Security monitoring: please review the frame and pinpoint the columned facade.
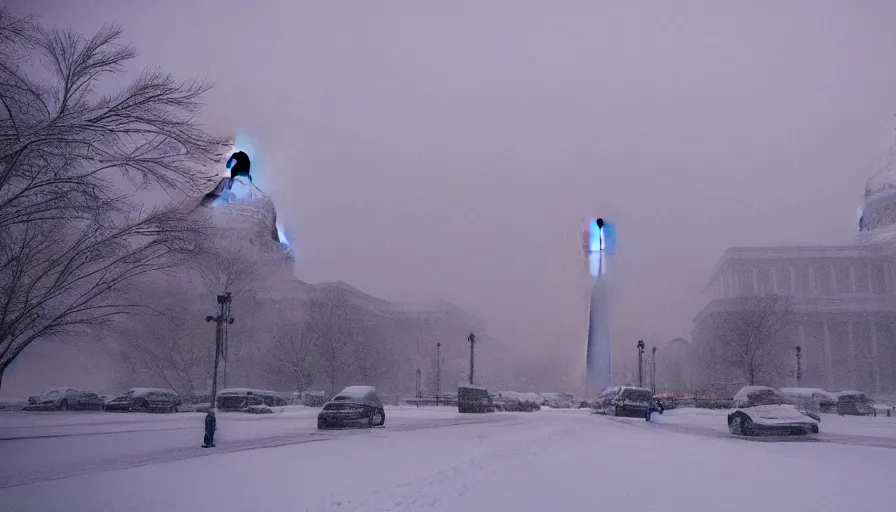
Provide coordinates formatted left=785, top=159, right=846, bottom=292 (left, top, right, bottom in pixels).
left=695, top=245, right=896, bottom=396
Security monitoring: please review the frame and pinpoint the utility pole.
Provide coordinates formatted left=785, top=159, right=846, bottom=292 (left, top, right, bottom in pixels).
left=415, top=368, right=422, bottom=406
left=206, top=292, right=234, bottom=411
left=468, top=332, right=476, bottom=385
left=795, top=346, right=802, bottom=387
left=651, top=346, right=657, bottom=394
left=637, top=340, right=645, bottom=388
left=436, top=342, right=442, bottom=406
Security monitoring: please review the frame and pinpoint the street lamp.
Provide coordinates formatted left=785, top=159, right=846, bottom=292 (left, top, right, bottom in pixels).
left=637, top=340, right=645, bottom=388
left=651, top=346, right=657, bottom=394
left=795, top=346, right=802, bottom=387
left=205, top=292, right=234, bottom=413
left=436, top=342, right=442, bottom=406
left=415, top=368, right=422, bottom=406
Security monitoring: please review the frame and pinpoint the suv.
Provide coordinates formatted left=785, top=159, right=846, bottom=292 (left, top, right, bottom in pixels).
left=593, top=386, right=656, bottom=420
left=458, top=385, right=496, bottom=413
left=318, top=386, right=386, bottom=429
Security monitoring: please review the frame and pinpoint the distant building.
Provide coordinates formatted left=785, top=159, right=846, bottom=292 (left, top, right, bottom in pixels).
left=694, top=168, right=896, bottom=396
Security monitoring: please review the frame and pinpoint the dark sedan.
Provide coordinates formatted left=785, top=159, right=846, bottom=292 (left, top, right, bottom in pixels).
left=105, top=388, right=181, bottom=413
left=318, top=386, right=385, bottom=429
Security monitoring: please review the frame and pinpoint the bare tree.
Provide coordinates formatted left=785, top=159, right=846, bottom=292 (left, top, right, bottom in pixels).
left=704, top=294, right=795, bottom=386
left=0, top=13, right=223, bottom=388
left=305, top=297, right=356, bottom=396
left=117, top=314, right=210, bottom=396
left=350, top=317, right=396, bottom=388
left=267, top=320, right=317, bottom=392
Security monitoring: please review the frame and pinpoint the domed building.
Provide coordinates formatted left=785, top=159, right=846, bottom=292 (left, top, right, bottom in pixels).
left=694, top=167, right=896, bottom=397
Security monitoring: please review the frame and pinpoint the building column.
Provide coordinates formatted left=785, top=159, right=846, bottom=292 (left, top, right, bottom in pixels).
left=752, top=266, right=759, bottom=293
left=869, top=318, right=882, bottom=396
left=846, top=320, right=857, bottom=389
left=809, top=264, right=816, bottom=295
left=822, top=321, right=834, bottom=389
left=789, top=265, right=796, bottom=295
left=798, top=322, right=808, bottom=384
left=772, top=266, right=779, bottom=294
left=849, top=264, right=857, bottom=294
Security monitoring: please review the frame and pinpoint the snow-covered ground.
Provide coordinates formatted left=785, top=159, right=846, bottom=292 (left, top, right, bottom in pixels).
left=1, top=407, right=895, bottom=511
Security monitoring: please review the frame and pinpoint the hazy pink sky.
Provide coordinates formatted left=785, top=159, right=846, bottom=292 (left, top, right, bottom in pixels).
left=14, top=0, right=896, bottom=367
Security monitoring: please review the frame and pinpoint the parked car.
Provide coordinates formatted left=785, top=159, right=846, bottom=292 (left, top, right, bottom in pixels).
left=22, top=388, right=105, bottom=411
left=728, top=386, right=819, bottom=436
left=491, top=394, right=540, bottom=412
left=592, top=386, right=656, bottom=420
left=458, top=385, right=496, bottom=413
left=779, top=387, right=838, bottom=414
left=836, top=390, right=876, bottom=416
left=317, top=386, right=386, bottom=429
left=216, top=388, right=286, bottom=413
left=105, top=388, right=181, bottom=413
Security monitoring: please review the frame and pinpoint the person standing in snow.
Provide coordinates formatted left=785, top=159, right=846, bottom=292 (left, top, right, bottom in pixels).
left=202, top=410, right=216, bottom=448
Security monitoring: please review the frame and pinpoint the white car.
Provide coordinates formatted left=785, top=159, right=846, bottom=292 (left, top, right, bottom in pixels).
left=727, top=386, right=819, bottom=436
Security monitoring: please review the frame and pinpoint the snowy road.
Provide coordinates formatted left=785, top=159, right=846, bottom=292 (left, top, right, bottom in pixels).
left=1, top=407, right=895, bottom=511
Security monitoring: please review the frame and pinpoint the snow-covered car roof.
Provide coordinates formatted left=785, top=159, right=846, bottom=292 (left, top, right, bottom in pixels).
left=124, top=388, right=177, bottom=397
left=733, top=386, right=778, bottom=402
left=498, top=391, right=542, bottom=403
left=218, top=388, right=281, bottom=396
left=335, top=386, right=377, bottom=399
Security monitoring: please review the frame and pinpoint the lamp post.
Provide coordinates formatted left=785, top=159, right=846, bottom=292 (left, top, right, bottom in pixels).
left=637, top=340, right=645, bottom=388
left=436, top=342, right=442, bottom=406
left=651, top=346, right=657, bottom=394
left=205, top=292, right=234, bottom=412
left=795, top=346, right=802, bottom=387
left=415, top=368, right=422, bottom=406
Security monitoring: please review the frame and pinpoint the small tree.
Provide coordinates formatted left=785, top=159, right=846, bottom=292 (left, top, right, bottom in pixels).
left=268, top=320, right=317, bottom=392
left=305, top=297, right=356, bottom=396
left=113, top=274, right=210, bottom=396
left=705, top=294, right=795, bottom=386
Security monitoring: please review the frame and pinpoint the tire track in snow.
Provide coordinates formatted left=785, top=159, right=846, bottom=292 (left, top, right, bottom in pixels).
left=0, top=413, right=513, bottom=489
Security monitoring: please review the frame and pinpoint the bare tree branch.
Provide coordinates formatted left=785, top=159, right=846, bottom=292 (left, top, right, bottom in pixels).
left=0, top=17, right=222, bottom=388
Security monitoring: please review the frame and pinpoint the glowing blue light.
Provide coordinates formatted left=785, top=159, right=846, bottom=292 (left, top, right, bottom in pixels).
left=277, top=224, right=290, bottom=246
left=587, top=218, right=615, bottom=278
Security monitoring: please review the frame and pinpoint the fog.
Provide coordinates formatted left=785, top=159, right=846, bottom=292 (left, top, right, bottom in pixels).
left=6, top=0, right=896, bottom=393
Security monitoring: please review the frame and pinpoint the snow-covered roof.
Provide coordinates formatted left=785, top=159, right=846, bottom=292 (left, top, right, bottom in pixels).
left=733, top=386, right=777, bottom=402
left=218, top=388, right=281, bottom=396
left=126, top=388, right=176, bottom=397
left=336, top=386, right=377, bottom=399
left=458, top=384, right=487, bottom=391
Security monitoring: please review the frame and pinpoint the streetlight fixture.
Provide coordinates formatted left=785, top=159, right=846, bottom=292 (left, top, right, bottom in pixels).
left=637, top=340, right=645, bottom=388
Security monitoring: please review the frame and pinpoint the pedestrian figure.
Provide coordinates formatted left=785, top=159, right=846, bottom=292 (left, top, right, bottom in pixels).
left=202, top=410, right=216, bottom=448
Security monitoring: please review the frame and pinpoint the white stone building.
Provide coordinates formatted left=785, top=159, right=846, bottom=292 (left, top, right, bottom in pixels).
left=694, top=169, right=896, bottom=396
